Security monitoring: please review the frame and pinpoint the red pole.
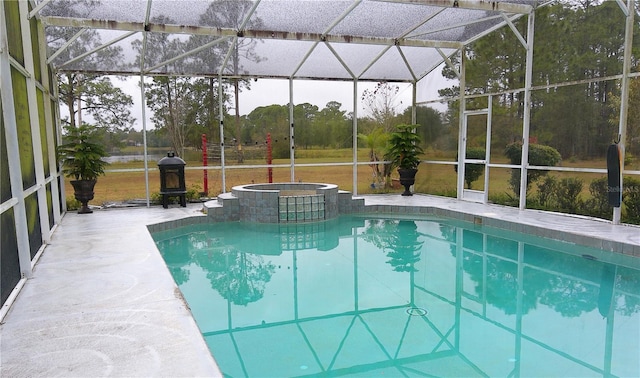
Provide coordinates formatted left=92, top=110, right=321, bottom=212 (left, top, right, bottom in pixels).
left=267, top=133, right=273, bottom=183
left=202, top=134, right=208, bottom=196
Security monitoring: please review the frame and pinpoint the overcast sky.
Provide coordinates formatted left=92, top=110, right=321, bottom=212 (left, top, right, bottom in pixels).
left=112, top=70, right=451, bottom=131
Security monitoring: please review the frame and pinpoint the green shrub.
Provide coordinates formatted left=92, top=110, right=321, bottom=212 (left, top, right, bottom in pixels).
left=66, top=197, right=81, bottom=211
left=149, top=191, right=160, bottom=204
left=507, top=169, right=523, bottom=202
left=455, top=147, right=485, bottom=189
left=556, top=177, right=583, bottom=213
left=272, top=138, right=291, bottom=159
left=504, top=142, right=562, bottom=197
left=431, top=188, right=457, bottom=198
left=186, top=184, right=202, bottom=201
left=149, top=184, right=202, bottom=206
left=536, top=175, right=558, bottom=208
left=489, top=192, right=518, bottom=207
left=583, top=177, right=612, bottom=220
left=624, top=152, right=634, bottom=166
left=623, top=176, right=640, bottom=224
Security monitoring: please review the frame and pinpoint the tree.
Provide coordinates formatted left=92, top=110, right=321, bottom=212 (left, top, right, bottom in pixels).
left=531, top=2, right=628, bottom=159
left=437, top=2, right=634, bottom=161
left=608, top=75, right=640, bottom=157
left=200, top=0, right=265, bottom=163
left=133, top=15, right=205, bottom=156
left=58, top=75, right=134, bottom=141
left=144, top=76, right=201, bottom=157
left=132, top=13, right=235, bottom=154
left=48, top=2, right=133, bottom=138
left=186, top=4, right=239, bottom=150
left=312, top=101, right=351, bottom=148
left=244, top=105, right=290, bottom=158
left=358, top=127, right=388, bottom=187
left=398, top=106, right=445, bottom=147
left=182, top=78, right=229, bottom=149
left=361, top=82, right=402, bottom=133
left=293, top=103, right=318, bottom=149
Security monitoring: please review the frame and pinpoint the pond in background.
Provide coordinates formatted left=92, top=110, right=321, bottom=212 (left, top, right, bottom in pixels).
left=103, top=154, right=164, bottom=164
left=153, top=216, right=640, bottom=377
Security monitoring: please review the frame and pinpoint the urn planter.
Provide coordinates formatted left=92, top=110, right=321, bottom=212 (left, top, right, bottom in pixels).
left=71, top=179, right=97, bottom=214
left=398, top=168, right=418, bottom=196
left=384, top=124, right=424, bottom=196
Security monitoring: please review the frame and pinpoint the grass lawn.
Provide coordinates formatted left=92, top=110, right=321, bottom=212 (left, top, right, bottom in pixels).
left=65, top=147, right=636, bottom=212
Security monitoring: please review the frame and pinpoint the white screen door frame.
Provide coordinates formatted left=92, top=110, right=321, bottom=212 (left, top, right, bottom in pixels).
left=458, top=98, right=492, bottom=203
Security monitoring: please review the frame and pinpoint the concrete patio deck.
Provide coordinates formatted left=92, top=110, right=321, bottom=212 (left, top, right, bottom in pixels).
left=1, top=194, right=638, bottom=377
left=0, top=204, right=219, bottom=377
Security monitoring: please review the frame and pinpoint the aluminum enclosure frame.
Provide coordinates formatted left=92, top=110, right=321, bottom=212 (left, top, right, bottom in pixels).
left=30, top=0, right=635, bottom=219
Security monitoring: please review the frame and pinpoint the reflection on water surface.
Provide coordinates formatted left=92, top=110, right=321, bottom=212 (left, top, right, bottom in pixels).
left=154, top=216, right=640, bottom=377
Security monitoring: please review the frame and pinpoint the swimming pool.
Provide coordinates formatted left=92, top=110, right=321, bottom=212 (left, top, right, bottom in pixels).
left=153, top=215, right=640, bottom=377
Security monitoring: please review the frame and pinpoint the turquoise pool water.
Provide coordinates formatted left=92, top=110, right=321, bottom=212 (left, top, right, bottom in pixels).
left=153, top=216, right=640, bottom=377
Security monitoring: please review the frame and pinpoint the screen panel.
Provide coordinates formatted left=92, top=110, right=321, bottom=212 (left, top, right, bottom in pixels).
left=1, top=101, right=12, bottom=203
left=11, top=67, right=36, bottom=189
left=1, top=208, right=20, bottom=306
left=25, top=192, right=42, bottom=259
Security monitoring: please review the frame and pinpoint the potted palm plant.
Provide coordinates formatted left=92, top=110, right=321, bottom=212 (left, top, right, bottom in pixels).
left=57, top=124, right=109, bottom=214
left=384, top=123, right=424, bottom=196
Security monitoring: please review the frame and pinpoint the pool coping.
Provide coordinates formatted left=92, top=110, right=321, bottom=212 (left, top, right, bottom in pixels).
left=360, top=195, right=640, bottom=257
left=149, top=194, right=640, bottom=258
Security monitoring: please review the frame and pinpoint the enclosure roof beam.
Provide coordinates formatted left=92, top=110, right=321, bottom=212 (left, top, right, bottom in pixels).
left=462, top=12, right=526, bottom=46
left=46, top=27, right=87, bottom=64
left=376, top=0, right=533, bottom=14
left=40, top=16, right=464, bottom=49
left=56, top=30, right=137, bottom=70
left=290, top=41, right=320, bottom=79
left=501, top=12, right=528, bottom=49
left=28, top=0, right=52, bottom=19
left=145, top=36, right=229, bottom=74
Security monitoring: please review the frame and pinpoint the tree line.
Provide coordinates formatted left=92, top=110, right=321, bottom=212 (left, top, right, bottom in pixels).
left=54, top=1, right=638, bottom=164
left=438, top=0, right=640, bottom=161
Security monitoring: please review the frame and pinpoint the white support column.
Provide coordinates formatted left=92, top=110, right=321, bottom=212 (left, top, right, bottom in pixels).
left=0, top=2, right=33, bottom=278
left=484, top=95, right=493, bottom=204
left=37, top=18, right=62, bottom=225
left=140, top=74, right=150, bottom=206
left=411, top=81, right=417, bottom=124
left=352, top=79, right=359, bottom=194
left=519, top=11, right=535, bottom=210
left=613, top=0, right=634, bottom=225
left=412, top=81, right=419, bottom=195
left=19, top=1, right=50, bottom=243
left=456, top=50, right=466, bottom=199
left=139, top=7, right=151, bottom=205
left=289, top=78, right=295, bottom=182
left=53, top=78, right=65, bottom=211
left=219, top=74, right=226, bottom=192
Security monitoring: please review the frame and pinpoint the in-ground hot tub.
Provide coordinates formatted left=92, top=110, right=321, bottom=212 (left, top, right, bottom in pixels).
left=210, top=183, right=345, bottom=223
left=234, top=182, right=338, bottom=223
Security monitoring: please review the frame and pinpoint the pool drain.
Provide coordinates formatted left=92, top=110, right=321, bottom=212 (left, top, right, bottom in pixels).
left=406, top=307, right=428, bottom=316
